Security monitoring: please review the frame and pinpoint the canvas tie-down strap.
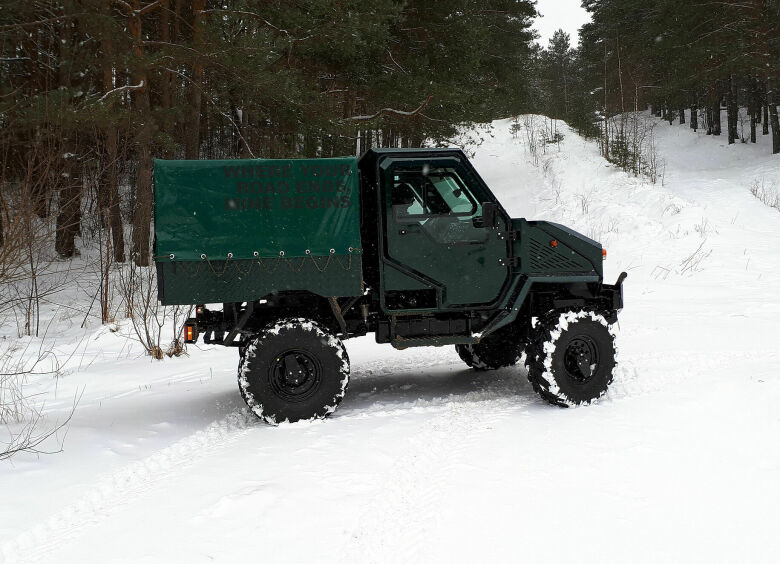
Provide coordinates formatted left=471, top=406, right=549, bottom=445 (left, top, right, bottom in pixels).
left=155, top=248, right=363, bottom=279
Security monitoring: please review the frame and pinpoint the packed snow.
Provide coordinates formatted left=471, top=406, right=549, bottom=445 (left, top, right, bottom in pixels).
left=2, top=112, right=779, bottom=563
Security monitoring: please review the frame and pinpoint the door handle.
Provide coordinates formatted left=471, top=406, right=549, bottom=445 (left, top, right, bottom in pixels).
left=398, top=225, right=421, bottom=235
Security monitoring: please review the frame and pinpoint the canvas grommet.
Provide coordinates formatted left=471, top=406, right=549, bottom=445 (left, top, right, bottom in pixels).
left=305, top=249, right=311, bottom=255
left=253, top=251, right=259, bottom=257
left=279, top=251, right=285, bottom=257
left=329, top=248, right=335, bottom=254
left=200, top=254, right=206, bottom=260
left=227, top=252, right=233, bottom=259
left=169, top=254, right=175, bottom=260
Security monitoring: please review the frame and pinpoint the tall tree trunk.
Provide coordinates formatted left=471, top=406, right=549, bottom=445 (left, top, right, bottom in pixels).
left=101, top=33, right=125, bottom=262
left=726, top=76, right=735, bottom=144
left=769, top=79, right=780, bottom=154
left=54, top=161, right=81, bottom=259
left=54, top=10, right=81, bottom=259
left=129, top=1, right=153, bottom=266
left=0, top=188, right=4, bottom=250
left=751, top=114, right=757, bottom=143
left=759, top=80, right=769, bottom=134
left=748, top=77, right=756, bottom=143
left=174, top=0, right=182, bottom=39
left=29, top=151, right=49, bottom=218
left=240, top=107, right=251, bottom=158
left=679, top=107, right=685, bottom=125
left=105, top=126, right=124, bottom=262
left=603, top=43, right=609, bottom=160
left=764, top=103, right=771, bottom=135
left=713, top=102, right=722, bottom=136
left=185, top=0, right=206, bottom=159
left=691, top=103, right=698, bottom=131
left=23, top=16, right=49, bottom=219
left=159, top=0, right=171, bottom=145
left=757, top=1, right=775, bottom=149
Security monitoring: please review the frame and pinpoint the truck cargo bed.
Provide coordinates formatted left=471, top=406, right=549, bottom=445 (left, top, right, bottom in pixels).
left=154, top=157, right=363, bottom=305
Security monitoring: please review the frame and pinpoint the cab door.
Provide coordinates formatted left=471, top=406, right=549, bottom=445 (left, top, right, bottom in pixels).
left=381, top=157, right=509, bottom=310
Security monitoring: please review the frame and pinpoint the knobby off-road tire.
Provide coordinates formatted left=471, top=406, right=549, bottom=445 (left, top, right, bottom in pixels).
left=455, top=326, right=525, bottom=371
left=525, top=310, right=617, bottom=407
left=238, top=318, right=350, bottom=425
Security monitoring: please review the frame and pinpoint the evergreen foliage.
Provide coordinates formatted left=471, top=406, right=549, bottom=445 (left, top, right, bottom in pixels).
left=567, top=0, right=780, bottom=158
left=0, top=0, right=538, bottom=265
left=2, top=0, right=776, bottom=267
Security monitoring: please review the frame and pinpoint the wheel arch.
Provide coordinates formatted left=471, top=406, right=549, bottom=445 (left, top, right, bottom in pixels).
left=494, top=273, right=626, bottom=334
left=242, top=291, right=347, bottom=337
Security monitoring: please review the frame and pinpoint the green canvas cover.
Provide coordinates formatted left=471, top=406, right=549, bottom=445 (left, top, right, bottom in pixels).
left=154, top=157, right=361, bottom=261
left=153, top=158, right=363, bottom=305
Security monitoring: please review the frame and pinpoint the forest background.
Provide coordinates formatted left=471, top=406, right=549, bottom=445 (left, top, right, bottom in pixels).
left=0, top=0, right=777, bottom=276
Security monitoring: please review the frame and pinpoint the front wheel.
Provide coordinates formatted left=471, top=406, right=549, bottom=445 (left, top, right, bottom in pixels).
left=525, top=311, right=617, bottom=407
left=238, top=318, right=350, bottom=424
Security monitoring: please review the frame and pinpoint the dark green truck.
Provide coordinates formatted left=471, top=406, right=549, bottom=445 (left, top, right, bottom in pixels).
left=155, top=149, right=626, bottom=424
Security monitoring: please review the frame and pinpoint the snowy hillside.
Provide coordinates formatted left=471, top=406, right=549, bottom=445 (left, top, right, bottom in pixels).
left=2, top=113, right=780, bottom=563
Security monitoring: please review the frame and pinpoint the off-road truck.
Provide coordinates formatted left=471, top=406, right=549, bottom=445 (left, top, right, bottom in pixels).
left=154, top=149, right=626, bottom=424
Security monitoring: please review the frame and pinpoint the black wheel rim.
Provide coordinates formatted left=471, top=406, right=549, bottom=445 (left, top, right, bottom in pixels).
left=563, top=336, right=600, bottom=384
left=268, top=349, right=322, bottom=402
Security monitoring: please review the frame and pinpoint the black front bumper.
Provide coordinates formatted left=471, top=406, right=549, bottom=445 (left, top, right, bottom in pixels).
left=601, top=272, right=627, bottom=322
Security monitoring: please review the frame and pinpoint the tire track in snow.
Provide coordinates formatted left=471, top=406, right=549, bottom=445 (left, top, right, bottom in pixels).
left=339, top=372, right=527, bottom=563
left=4, top=350, right=633, bottom=563
left=4, top=354, right=520, bottom=564
left=1, top=409, right=258, bottom=564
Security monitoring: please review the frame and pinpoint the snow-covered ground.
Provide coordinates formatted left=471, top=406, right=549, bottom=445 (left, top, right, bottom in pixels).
left=2, top=113, right=779, bottom=563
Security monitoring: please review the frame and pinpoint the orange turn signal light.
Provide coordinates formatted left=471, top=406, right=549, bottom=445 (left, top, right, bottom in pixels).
left=550, top=240, right=558, bottom=248
left=185, top=324, right=195, bottom=343
left=602, top=248, right=607, bottom=260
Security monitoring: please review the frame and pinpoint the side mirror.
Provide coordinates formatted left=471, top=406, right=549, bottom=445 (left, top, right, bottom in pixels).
left=481, top=202, right=499, bottom=230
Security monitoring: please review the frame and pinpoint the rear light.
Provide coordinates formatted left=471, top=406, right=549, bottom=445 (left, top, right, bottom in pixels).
left=602, top=249, right=607, bottom=260
left=184, top=323, right=197, bottom=343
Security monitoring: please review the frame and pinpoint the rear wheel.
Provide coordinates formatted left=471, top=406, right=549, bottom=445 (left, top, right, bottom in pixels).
left=525, top=310, right=617, bottom=407
left=238, top=318, right=350, bottom=424
left=455, top=326, right=524, bottom=371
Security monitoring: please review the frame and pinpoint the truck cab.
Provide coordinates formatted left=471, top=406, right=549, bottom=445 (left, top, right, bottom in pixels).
left=357, top=149, right=621, bottom=348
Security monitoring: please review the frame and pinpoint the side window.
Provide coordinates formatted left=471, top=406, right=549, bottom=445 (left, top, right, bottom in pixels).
left=390, top=178, right=424, bottom=216
left=391, top=166, right=478, bottom=218
left=428, top=171, right=475, bottom=214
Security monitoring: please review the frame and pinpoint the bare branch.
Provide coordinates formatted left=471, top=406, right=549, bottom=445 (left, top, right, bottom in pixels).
left=97, top=80, right=145, bottom=103
left=1, top=393, right=79, bottom=461
left=344, top=95, right=434, bottom=122
left=202, top=9, right=286, bottom=34
left=387, top=50, right=408, bottom=74
left=200, top=9, right=312, bottom=41
left=0, top=13, right=85, bottom=32
left=114, top=0, right=134, bottom=12
left=138, top=0, right=163, bottom=16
